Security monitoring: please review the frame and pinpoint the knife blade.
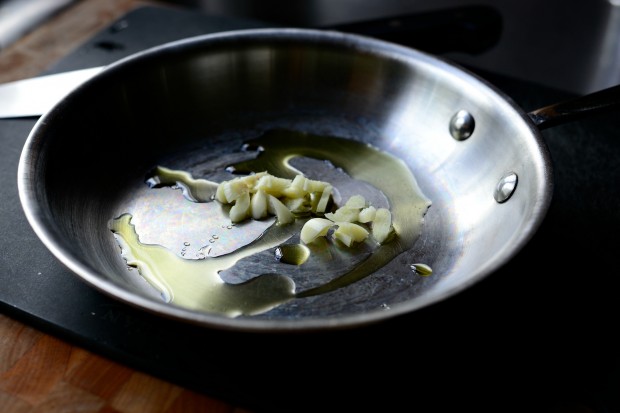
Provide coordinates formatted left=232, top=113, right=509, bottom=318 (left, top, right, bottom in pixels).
left=0, top=66, right=104, bottom=119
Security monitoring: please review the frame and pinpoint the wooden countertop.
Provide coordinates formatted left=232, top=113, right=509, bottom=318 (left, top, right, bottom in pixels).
left=0, top=1, right=251, bottom=411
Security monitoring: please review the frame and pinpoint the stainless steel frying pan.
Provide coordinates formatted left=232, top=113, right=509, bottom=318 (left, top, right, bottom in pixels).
left=17, top=28, right=620, bottom=332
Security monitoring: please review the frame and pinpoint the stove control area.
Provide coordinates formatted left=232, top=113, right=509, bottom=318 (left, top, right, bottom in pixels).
left=170, top=0, right=620, bottom=95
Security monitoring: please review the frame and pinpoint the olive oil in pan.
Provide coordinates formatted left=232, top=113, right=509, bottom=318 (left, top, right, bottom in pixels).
left=275, top=244, right=310, bottom=265
left=111, top=213, right=297, bottom=317
left=110, top=130, right=432, bottom=317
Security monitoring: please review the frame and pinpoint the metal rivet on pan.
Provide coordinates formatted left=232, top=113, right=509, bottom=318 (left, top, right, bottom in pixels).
left=449, top=110, right=475, bottom=141
left=494, top=172, right=518, bottom=203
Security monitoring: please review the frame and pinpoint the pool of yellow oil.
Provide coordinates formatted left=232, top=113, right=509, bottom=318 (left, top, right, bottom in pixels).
left=110, top=129, right=432, bottom=317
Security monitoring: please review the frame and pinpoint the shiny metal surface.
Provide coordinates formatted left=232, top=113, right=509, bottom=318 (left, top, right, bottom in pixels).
left=449, top=109, right=475, bottom=141
left=17, top=29, right=553, bottom=331
left=494, top=172, right=518, bottom=204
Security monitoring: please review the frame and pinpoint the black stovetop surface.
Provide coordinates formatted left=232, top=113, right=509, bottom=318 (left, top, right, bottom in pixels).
left=1, top=5, right=619, bottom=413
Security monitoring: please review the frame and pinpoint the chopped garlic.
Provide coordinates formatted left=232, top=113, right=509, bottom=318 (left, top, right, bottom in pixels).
left=325, top=207, right=359, bottom=223
left=229, top=192, right=251, bottom=223
left=283, top=197, right=310, bottom=214
left=222, top=178, right=249, bottom=203
left=315, top=184, right=332, bottom=214
left=333, top=222, right=369, bottom=246
left=303, top=178, right=330, bottom=193
left=344, top=195, right=366, bottom=209
left=372, top=208, right=393, bottom=243
left=300, top=218, right=334, bottom=244
left=267, top=195, right=295, bottom=225
left=358, top=206, right=377, bottom=223
left=250, top=189, right=268, bottom=220
left=215, top=171, right=395, bottom=247
left=255, top=174, right=292, bottom=197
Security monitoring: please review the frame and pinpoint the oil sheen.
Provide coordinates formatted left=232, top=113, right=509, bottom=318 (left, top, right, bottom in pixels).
left=110, top=129, right=432, bottom=317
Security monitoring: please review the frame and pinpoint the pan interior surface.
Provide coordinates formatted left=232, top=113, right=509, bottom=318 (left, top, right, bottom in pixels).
left=17, top=29, right=552, bottom=331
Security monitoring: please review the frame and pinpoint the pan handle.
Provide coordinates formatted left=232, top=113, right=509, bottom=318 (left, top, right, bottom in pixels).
left=528, top=84, right=620, bottom=130
left=321, top=5, right=503, bottom=55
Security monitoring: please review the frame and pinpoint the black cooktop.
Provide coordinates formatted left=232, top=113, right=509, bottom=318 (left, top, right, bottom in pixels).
left=1, top=6, right=619, bottom=413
